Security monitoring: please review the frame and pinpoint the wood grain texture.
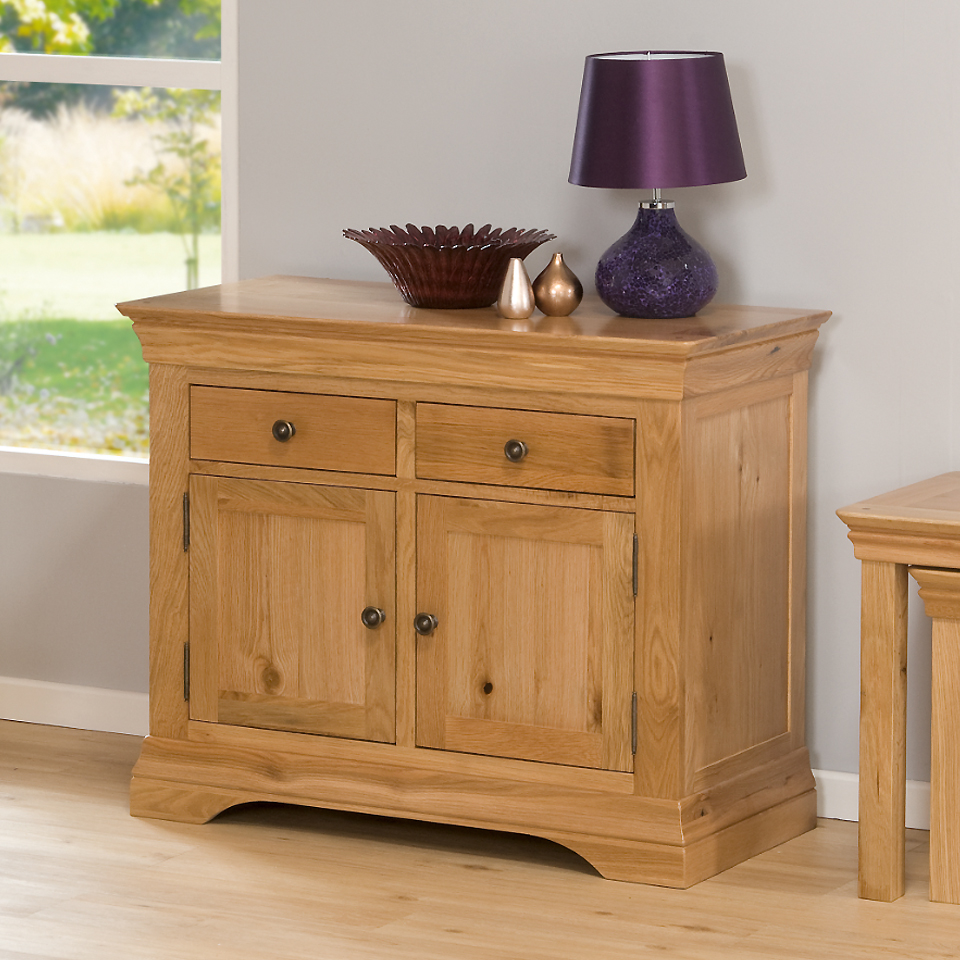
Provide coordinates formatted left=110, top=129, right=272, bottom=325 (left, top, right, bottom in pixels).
left=128, top=730, right=815, bottom=884
left=910, top=566, right=960, bottom=904
left=146, top=363, right=192, bottom=739
left=838, top=472, right=960, bottom=567
left=187, top=471, right=218, bottom=722
left=8, top=721, right=956, bottom=960
left=394, top=483, right=417, bottom=748
left=910, top=565, right=960, bottom=620
left=189, top=476, right=396, bottom=743
left=839, top=479, right=960, bottom=903
left=929, top=615, right=960, bottom=905
left=188, top=718, right=636, bottom=795
left=415, top=402, right=635, bottom=496
left=788, top=372, right=809, bottom=751
left=130, top=771, right=814, bottom=891
left=680, top=747, right=816, bottom=845
left=120, top=276, right=830, bottom=355
left=130, top=776, right=242, bottom=823
left=685, top=381, right=791, bottom=773
left=857, top=559, right=908, bottom=901
left=185, top=457, right=637, bottom=513
left=183, top=361, right=651, bottom=418
left=415, top=496, right=634, bottom=771
left=133, top=735, right=683, bottom=844
left=127, top=277, right=826, bottom=888
left=683, top=331, right=819, bottom=398
left=634, top=399, right=684, bottom=798
left=543, top=788, right=815, bottom=887
left=123, top=277, right=829, bottom=401
left=190, top=384, right=396, bottom=474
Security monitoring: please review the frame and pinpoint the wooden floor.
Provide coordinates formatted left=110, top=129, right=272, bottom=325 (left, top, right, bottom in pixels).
left=2, top=721, right=958, bottom=960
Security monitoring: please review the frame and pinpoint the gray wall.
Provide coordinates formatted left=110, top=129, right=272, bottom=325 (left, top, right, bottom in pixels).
left=238, top=0, right=960, bottom=781
left=3, top=0, right=956, bottom=783
left=0, top=473, right=148, bottom=692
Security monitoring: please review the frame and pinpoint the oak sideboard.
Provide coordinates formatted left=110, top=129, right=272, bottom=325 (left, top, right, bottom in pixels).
left=119, top=276, right=829, bottom=886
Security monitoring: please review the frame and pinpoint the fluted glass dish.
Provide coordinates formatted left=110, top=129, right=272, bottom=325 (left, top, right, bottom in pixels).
left=343, top=223, right=555, bottom=309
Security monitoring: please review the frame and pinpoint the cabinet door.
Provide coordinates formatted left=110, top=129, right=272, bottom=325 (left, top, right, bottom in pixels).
left=189, top=476, right=395, bottom=742
left=416, top=496, right=635, bottom=771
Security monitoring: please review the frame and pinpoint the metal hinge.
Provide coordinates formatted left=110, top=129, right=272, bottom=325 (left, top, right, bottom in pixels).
left=632, top=534, right=638, bottom=597
left=183, top=642, right=191, bottom=701
left=183, top=493, right=190, bottom=551
left=631, top=691, right=638, bottom=755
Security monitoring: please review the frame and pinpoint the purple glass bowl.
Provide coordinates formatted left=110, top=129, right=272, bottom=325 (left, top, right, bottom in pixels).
left=343, top=223, right=556, bottom=309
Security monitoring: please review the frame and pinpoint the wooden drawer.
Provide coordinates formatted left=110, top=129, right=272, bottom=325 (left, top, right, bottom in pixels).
left=190, top=386, right=396, bottom=474
left=416, top=403, right=634, bottom=495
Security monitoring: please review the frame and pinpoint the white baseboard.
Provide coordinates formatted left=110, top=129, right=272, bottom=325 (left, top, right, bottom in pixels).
left=0, top=676, right=933, bottom=829
left=0, top=446, right=149, bottom=484
left=812, top=768, right=929, bottom=830
left=0, top=676, right=148, bottom=737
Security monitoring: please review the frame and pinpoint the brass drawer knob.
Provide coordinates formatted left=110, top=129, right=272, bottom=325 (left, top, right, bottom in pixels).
left=360, top=606, right=386, bottom=629
left=503, top=439, right=528, bottom=462
left=414, top=613, right=439, bottom=636
left=271, top=419, right=296, bottom=442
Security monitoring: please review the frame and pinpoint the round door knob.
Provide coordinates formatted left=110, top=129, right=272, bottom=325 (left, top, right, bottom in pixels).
left=414, top=613, right=439, bottom=636
left=503, top=439, right=528, bottom=462
left=361, top=606, right=386, bottom=629
left=272, top=419, right=296, bottom=442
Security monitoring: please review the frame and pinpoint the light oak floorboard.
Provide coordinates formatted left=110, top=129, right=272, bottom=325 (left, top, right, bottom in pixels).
left=1, top=720, right=956, bottom=960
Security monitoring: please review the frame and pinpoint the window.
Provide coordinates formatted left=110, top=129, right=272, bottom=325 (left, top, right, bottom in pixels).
left=0, top=0, right=236, bottom=475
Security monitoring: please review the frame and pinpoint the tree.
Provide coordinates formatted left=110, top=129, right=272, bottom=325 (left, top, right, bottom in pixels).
left=114, top=86, right=221, bottom=289
left=178, top=0, right=217, bottom=37
left=88, top=0, right=219, bottom=59
left=0, top=1, right=219, bottom=115
left=0, top=0, right=222, bottom=284
left=0, top=1, right=142, bottom=54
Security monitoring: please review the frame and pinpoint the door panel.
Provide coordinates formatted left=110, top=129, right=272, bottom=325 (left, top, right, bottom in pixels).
left=416, top=495, right=634, bottom=771
left=189, top=476, right=395, bottom=742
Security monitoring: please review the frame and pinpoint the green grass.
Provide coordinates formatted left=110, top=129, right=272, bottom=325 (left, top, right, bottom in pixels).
left=0, top=316, right=150, bottom=455
left=0, top=231, right=220, bottom=455
left=2, top=317, right=147, bottom=408
left=0, top=231, right=221, bottom=321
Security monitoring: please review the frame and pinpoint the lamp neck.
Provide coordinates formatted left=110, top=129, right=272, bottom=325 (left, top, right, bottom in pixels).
left=640, top=189, right=675, bottom=210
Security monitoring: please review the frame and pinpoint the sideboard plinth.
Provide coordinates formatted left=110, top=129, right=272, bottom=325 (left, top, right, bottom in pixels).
left=131, top=733, right=816, bottom=887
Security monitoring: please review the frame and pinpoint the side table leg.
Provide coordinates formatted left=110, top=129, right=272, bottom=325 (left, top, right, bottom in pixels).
left=910, top=566, right=960, bottom=904
left=858, top=559, right=908, bottom=901
left=930, top=617, right=960, bottom=903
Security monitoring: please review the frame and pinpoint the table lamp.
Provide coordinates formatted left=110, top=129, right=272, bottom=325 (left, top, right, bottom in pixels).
left=569, top=51, right=746, bottom=319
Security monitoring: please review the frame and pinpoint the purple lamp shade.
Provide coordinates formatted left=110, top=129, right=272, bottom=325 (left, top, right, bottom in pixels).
left=569, top=51, right=746, bottom=190
left=569, top=52, right=746, bottom=319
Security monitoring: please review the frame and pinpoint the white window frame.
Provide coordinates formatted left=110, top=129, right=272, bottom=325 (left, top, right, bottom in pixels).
left=0, top=0, right=237, bottom=485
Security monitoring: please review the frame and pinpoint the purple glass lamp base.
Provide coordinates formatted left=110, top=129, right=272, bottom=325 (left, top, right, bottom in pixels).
left=595, top=205, right=719, bottom=319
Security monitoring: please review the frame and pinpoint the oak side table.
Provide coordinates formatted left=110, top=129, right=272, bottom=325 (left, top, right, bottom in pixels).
left=838, top=472, right=960, bottom=903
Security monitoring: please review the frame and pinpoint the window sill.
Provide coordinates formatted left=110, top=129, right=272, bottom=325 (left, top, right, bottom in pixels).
left=0, top=446, right=148, bottom=485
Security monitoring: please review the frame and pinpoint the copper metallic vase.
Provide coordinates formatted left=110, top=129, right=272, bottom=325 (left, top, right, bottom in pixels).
left=532, top=252, right=583, bottom=317
left=497, top=258, right=535, bottom=320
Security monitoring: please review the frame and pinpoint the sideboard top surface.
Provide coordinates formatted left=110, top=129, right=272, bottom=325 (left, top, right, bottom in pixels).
left=118, top=275, right=829, bottom=358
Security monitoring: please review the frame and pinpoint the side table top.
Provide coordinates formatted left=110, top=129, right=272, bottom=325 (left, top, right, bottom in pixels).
left=838, top=472, right=960, bottom=566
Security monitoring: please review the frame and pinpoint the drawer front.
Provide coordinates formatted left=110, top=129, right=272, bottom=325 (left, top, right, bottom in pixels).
left=191, top=386, right=396, bottom=474
left=416, top=403, right=634, bottom=495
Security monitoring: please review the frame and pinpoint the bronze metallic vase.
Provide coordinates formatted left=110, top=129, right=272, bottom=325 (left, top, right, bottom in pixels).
left=497, top=258, right=535, bottom=320
left=532, top=252, right=583, bottom=317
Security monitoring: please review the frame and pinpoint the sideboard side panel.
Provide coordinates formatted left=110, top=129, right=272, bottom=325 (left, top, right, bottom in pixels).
left=147, top=363, right=192, bottom=739
left=789, top=370, right=809, bottom=751
left=683, top=378, right=796, bottom=780
left=635, top=399, right=685, bottom=798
